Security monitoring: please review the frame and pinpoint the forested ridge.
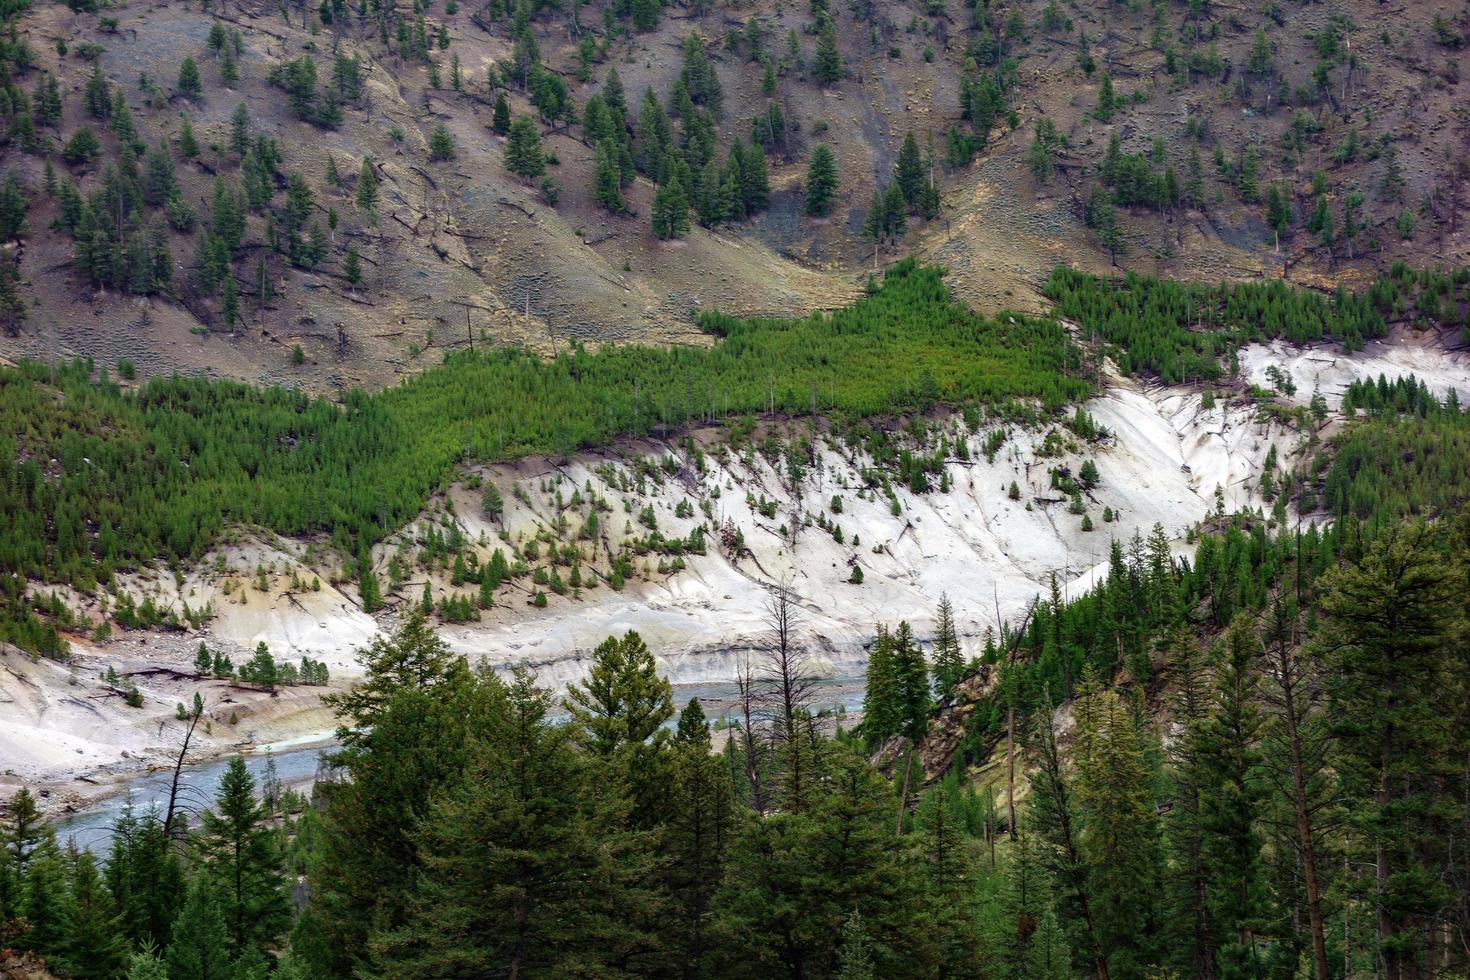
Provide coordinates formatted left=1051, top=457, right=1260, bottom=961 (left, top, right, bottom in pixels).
left=0, top=261, right=1089, bottom=653
left=1314, top=375, right=1470, bottom=527
left=3, top=498, right=1468, bottom=979
left=1045, top=263, right=1470, bottom=384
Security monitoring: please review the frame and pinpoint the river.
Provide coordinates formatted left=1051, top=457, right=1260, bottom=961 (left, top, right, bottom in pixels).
left=53, top=676, right=865, bottom=854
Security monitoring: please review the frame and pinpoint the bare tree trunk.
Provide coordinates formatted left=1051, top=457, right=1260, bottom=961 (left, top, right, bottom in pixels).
left=735, top=653, right=766, bottom=815
left=1378, top=765, right=1400, bottom=980
left=162, top=698, right=205, bottom=847
left=761, top=584, right=815, bottom=814
left=1279, top=646, right=1332, bottom=980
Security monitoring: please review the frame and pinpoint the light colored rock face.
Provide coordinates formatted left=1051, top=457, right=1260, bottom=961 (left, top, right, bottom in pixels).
left=11, top=339, right=1470, bottom=798
left=201, top=370, right=1296, bottom=688
left=1238, top=333, right=1470, bottom=409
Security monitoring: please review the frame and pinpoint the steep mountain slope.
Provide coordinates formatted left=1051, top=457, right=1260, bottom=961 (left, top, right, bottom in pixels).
left=1, top=0, right=1467, bottom=388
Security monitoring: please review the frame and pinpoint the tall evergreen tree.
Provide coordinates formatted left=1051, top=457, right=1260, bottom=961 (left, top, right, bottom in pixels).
left=894, top=132, right=925, bottom=209
left=1197, top=617, right=1268, bottom=977
left=1316, top=523, right=1465, bottom=979
left=813, top=18, right=843, bottom=86
left=890, top=620, right=931, bottom=740
left=164, top=877, right=232, bottom=980
left=652, top=179, right=691, bottom=239
left=1072, top=679, right=1161, bottom=977
left=504, top=115, right=545, bottom=179
left=803, top=145, right=837, bottom=217
left=198, top=758, right=290, bottom=957
left=355, top=157, right=378, bottom=215
left=565, top=630, right=674, bottom=827
left=593, top=139, right=626, bottom=213
left=369, top=670, right=656, bottom=977
left=665, top=698, right=736, bottom=974
left=861, top=624, right=900, bottom=749
left=177, top=57, right=203, bottom=99
left=492, top=91, right=511, bottom=134
left=62, top=850, right=129, bottom=979
left=931, top=593, right=964, bottom=700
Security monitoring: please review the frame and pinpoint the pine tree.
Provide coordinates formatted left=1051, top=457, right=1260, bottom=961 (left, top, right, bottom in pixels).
left=504, top=115, right=545, bottom=179
left=566, top=631, right=673, bottom=827
left=177, top=57, right=202, bottom=99
left=918, top=777, right=983, bottom=973
left=593, top=139, right=625, bottom=212
left=990, top=835, right=1073, bottom=980
left=834, top=911, right=875, bottom=980
left=1095, top=73, right=1115, bottom=122
left=930, top=594, right=963, bottom=700
left=199, top=757, right=290, bottom=957
left=1086, top=184, right=1124, bottom=261
left=229, top=102, right=250, bottom=156
left=738, top=143, right=769, bottom=214
left=635, top=88, right=670, bottom=175
left=813, top=17, right=843, bottom=86
left=368, top=671, right=647, bottom=977
left=1238, top=145, right=1260, bottom=204
left=861, top=188, right=887, bottom=247
left=84, top=64, right=112, bottom=119
left=19, top=836, right=74, bottom=963
left=342, top=247, right=362, bottom=287
left=803, top=144, right=837, bottom=216
left=1072, top=680, right=1161, bottom=977
left=492, top=91, right=511, bottom=134
left=0, top=254, right=25, bottom=335
left=882, top=180, right=907, bottom=239
left=105, top=803, right=185, bottom=950
left=665, top=698, right=734, bottom=972
left=63, top=125, right=102, bottom=165
left=713, top=745, right=918, bottom=976
left=1248, top=28, right=1274, bottom=78
left=890, top=621, right=931, bottom=739
left=894, top=132, right=925, bottom=209
left=428, top=123, right=455, bottom=162
left=219, top=44, right=238, bottom=86
left=1316, top=523, right=1464, bottom=976
left=125, top=949, right=169, bottom=980
left=164, top=878, right=232, bottom=980
left=1265, top=183, right=1292, bottom=249
left=1196, top=616, right=1267, bottom=976
left=861, top=625, right=900, bottom=748
left=178, top=115, right=199, bottom=158
left=62, top=850, right=129, bottom=978
left=651, top=179, right=690, bottom=239
left=355, top=157, right=378, bottom=214
left=221, top=274, right=240, bottom=327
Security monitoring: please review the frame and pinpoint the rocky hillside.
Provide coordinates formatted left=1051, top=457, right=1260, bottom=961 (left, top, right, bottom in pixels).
left=1, top=0, right=1467, bottom=389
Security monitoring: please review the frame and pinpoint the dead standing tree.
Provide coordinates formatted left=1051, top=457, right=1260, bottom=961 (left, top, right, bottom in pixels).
left=734, top=651, right=768, bottom=815
left=162, top=691, right=207, bottom=849
left=759, top=583, right=818, bottom=815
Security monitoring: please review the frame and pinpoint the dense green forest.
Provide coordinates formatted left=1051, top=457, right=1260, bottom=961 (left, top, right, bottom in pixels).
left=0, top=260, right=1089, bottom=652
left=1044, top=264, right=1470, bottom=384
left=4, top=501, right=1467, bottom=978
left=1312, top=375, right=1470, bottom=527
